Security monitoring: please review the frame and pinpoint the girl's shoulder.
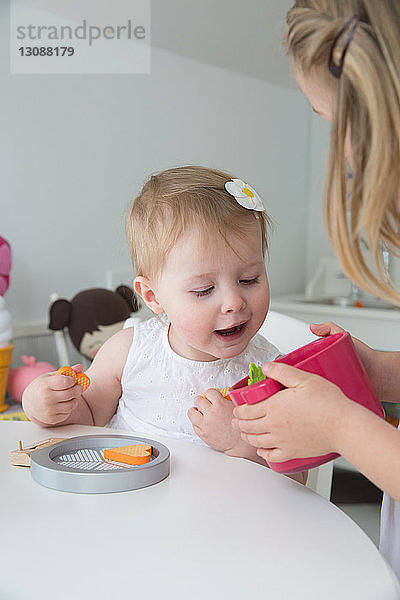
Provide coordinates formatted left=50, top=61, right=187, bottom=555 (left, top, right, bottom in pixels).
left=93, top=325, right=134, bottom=357
left=122, top=316, right=167, bottom=374
left=127, top=316, right=167, bottom=344
left=86, top=326, right=135, bottom=383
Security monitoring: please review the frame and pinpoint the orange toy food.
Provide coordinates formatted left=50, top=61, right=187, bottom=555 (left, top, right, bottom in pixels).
left=104, top=444, right=152, bottom=466
left=56, top=366, right=91, bottom=391
left=219, top=387, right=232, bottom=401
left=202, top=388, right=232, bottom=401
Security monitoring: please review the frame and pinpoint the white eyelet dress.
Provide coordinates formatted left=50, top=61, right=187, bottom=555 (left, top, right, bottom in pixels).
left=108, top=317, right=279, bottom=444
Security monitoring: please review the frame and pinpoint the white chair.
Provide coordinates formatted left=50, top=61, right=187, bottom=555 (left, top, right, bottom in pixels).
left=257, top=310, right=334, bottom=500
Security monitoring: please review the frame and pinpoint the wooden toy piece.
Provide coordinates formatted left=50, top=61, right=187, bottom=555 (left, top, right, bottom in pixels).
left=104, top=444, right=152, bottom=466
left=219, top=387, right=232, bottom=401
left=75, top=372, right=91, bottom=390
left=202, top=388, right=232, bottom=401
left=10, top=438, right=67, bottom=467
left=57, top=366, right=75, bottom=378
left=57, top=366, right=90, bottom=391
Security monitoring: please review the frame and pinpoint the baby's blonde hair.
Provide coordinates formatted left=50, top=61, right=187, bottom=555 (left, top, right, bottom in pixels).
left=286, top=0, right=400, bottom=304
left=127, top=166, right=272, bottom=281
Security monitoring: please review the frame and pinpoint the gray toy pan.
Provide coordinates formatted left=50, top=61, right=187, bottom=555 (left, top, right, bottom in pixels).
left=30, top=434, right=170, bottom=494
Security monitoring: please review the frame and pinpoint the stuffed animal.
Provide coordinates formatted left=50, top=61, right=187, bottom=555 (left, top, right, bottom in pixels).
left=48, top=286, right=140, bottom=360
left=8, top=356, right=56, bottom=403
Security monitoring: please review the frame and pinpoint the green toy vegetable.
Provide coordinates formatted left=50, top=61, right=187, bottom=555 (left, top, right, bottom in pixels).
left=248, top=363, right=266, bottom=386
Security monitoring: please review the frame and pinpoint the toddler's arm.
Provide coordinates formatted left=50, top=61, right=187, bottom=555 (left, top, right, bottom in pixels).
left=188, top=388, right=261, bottom=458
left=23, top=327, right=133, bottom=428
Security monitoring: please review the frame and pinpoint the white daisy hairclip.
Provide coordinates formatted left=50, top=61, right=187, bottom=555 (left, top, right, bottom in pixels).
left=224, top=178, right=264, bottom=212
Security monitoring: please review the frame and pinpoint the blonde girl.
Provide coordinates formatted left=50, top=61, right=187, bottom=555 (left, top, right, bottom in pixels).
left=232, top=0, right=400, bottom=578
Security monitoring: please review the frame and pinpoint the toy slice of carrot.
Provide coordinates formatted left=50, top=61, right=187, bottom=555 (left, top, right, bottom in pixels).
left=104, top=444, right=152, bottom=466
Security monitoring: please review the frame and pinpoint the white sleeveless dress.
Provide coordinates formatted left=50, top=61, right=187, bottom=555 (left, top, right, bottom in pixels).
left=108, top=317, right=279, bottom=444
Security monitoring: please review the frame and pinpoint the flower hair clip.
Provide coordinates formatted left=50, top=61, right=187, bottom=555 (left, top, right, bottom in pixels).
left=224, top=178, right=264, bottom=211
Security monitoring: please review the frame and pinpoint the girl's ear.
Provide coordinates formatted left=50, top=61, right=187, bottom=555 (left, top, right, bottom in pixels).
left=134, top=276, right=164, bottom=314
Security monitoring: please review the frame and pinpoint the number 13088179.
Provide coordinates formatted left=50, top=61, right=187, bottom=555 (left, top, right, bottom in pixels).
left=18, top=46, right=75, bottom=57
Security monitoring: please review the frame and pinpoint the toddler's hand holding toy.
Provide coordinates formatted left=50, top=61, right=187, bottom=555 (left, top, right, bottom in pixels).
left=188, top=389, right=245, bottom=455
left=188, top=387, right=308, bottom=479
left=22, top=364, right=89, bottom=426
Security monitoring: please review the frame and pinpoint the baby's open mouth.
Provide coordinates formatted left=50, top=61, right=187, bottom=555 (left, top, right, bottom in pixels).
left=215, top=323, right=246, bottom=337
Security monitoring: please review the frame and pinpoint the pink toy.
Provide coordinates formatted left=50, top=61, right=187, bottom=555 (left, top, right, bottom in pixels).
left=0, top=236, right=11, bottom=296
left=8, top=356, right=56, bottom=403
left=229, top=332, right=385, bottom=473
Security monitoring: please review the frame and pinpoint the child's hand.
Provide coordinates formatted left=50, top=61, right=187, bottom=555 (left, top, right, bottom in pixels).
left=311, top=321, right=374, bottom=368
left=232, top=364, right=353, bottom=463
left=310, top=320, right=346, bottom=338
left=22, top=365, right=85, bottom=426
left=187, top=389, right=242, bottom=453
left=310, top=321, right=380, bottom=397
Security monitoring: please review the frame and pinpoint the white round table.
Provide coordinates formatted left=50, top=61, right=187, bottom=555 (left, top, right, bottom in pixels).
left=1, top=422, right=399, bottom=600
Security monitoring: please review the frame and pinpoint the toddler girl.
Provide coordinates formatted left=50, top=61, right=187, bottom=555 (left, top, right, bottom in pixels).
left=23, top=166, right=280, bottom=462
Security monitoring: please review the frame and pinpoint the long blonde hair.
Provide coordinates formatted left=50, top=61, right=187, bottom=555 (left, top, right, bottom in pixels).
left=127, top=166, right=272, bottom=281
left=286, top=0, right=400, bottom=304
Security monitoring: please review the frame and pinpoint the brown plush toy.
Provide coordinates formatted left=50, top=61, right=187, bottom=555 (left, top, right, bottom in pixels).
left=48, top=286, right=139, bottom=360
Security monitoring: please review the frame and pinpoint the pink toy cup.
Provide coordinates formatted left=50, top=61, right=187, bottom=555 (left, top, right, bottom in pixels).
left=229, top=332, right=385, bottom=473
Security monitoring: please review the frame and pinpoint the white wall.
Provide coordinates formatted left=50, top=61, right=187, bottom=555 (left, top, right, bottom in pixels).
left=1, top=3, right=311, bottom=328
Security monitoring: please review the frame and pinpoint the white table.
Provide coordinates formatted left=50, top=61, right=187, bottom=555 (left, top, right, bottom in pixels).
left=1, top=422, right=399, bottom=600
